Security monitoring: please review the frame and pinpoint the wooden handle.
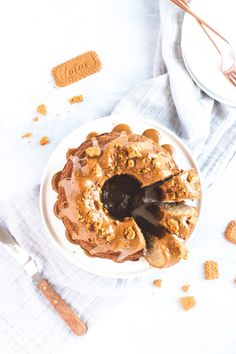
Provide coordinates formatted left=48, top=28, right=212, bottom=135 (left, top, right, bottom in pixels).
left=37, top=279, right=87, bottom=336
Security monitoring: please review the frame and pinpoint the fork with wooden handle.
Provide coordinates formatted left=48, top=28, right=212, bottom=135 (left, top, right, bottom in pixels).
left=171, top=0, right=236, bottom=86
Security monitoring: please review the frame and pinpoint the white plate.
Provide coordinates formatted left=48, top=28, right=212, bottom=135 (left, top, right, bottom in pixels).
left=182, top=51, right=236, bottom=106
left=40, top=115, right=202, bottom=278
left=181, top=0, right=236, bottom=106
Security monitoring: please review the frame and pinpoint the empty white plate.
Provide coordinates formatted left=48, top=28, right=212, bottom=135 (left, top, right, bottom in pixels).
left=181, top=0, right=236, bottom=106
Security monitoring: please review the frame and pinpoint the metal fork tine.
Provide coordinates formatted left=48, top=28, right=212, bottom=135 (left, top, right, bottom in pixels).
left=225, top=75, right=233, bottom=85
left=227, top=74, right=236, bottom=86
left=172, top=0, right=236, bottom=88
left=229, top=71, right=236, bottom=80
left=229, top=72, right=236, bottom=80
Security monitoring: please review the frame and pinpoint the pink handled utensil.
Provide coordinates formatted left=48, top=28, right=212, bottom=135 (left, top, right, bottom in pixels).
left=171, top=0, right=236, bottom=86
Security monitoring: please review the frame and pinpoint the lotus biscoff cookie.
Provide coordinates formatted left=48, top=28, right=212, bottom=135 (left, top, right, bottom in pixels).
left=52, top=51, right=102, bottom=87
left=204, top=260, right=219, bottom=280
left=225, top=220, right=236, bottom=244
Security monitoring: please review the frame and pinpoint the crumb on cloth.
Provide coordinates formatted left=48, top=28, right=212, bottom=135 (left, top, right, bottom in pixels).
left=181, top=284, right=190, bottom=293
left=69, top=95, right=84, bottom=104
left=39, top=136, right=49, bottom=146
left=22, top=132, right=32, bottom=138
left=180, top=296, right=196, bottom=311
left=37, top=104, right=47, bottom=116
left=153, top=279, right=162, bottom=288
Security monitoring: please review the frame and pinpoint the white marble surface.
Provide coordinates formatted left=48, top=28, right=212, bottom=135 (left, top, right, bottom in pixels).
left=1, top=1, right=236, bottom=353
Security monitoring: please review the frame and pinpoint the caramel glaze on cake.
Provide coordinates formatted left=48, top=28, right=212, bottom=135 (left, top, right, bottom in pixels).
left=146, top=231, right=188, bottom=268
left=52, top=124, right=201, bottom=268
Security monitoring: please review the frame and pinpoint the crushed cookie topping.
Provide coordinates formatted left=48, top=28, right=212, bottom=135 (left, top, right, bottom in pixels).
left=142, top=167, right=151, bottom=174
left=93, top=220, right=103, bottom=232
left=167, top=218, right=180, bottom=231
left=106, top=233, right=116, bottom=242
left=76, top=211, right=85, bottom=222
left=188, top=216, right=197, bottom=224
left=127, top=159, right=135, bottom=168
left=187, top=169, right=195, bottom=182
left=152, top=158, right=161, bottom=168
left=126, top=144, right=142, bottom=158
left=115, top=166, right=122, bottom=174
left=85, top=146, right=101, bottom=157
left=124, top=226, right=136, bottom=240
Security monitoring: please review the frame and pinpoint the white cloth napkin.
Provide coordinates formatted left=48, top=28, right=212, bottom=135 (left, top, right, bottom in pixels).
left=1, top=1, right=236, bottom=353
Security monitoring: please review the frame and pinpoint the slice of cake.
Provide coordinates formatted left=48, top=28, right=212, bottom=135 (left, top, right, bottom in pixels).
left=156, top=169, right=201, bottom=202
left=155, top=203, right=198, bottom=240
left=146, top=232, right=188, bottom=268
left=133, top=202, right=198, bottom=240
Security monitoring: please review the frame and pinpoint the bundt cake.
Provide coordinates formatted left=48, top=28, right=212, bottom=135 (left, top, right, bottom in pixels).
left=52, top=124, right=201, bottom=268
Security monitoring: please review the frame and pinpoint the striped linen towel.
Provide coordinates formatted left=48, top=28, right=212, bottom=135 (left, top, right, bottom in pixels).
left=1, top=1, right=236, bottom=354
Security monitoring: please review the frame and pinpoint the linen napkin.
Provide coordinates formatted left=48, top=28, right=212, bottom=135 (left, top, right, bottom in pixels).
left=1, top=1, right=236, bottom=354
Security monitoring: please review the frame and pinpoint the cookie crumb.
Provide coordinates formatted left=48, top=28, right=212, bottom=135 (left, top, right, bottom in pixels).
left=225, top=220, right=236, bottom=244
left=124, top=226, right=136, bottom=240
left=33, top=116, right=39, bottom=122
left=39, top=136, right=49, bottom=146
left=22, top=132, right=32, bottom=138
left=180, top=296, right=196, bottom=311
left=153, top=279, right=162, bottom=288
left=85, top=146, right=101, bottom=157
left=105, top=233, right=116, bottom=242
left=37, top=104, right=47, bottom=116
left=181, top=284, right=190, bottom=293
left=127, top=159, right=135, bottom=168
left=204, top=260, right=219, bottom=280
left=69, top=95, right=84, bottom=104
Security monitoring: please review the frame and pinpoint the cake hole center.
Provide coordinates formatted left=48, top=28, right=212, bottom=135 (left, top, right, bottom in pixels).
left=101, top=175, right=166, bottom=238
left=101, top=174, right=141, bottom=221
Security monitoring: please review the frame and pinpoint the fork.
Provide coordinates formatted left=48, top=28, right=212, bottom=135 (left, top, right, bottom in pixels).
left=171, top=0, right=236, bottom=86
